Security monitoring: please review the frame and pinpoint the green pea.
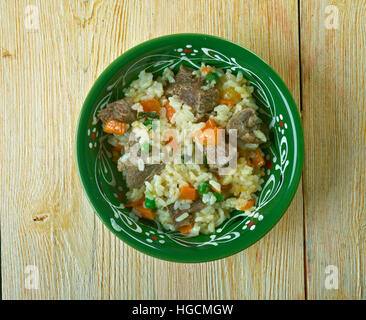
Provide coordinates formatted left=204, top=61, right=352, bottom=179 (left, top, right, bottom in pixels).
left=143, top=119, right=152, bottom=126
left=205, top=72, right=220, bottom=84
left=198, top=182, right=210, bottom=195
left=213, top=191, right=223, bottom=203
left=144, top=197, right=156, bottom=210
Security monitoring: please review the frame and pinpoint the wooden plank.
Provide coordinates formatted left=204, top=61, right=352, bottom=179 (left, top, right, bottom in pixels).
left=300, top=0, right=366, bottom=299
left=0, top=0, right=304, bottom=299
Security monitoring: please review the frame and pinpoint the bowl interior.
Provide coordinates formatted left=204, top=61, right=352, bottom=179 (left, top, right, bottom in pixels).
left=76, top=34, right=304, bottom=262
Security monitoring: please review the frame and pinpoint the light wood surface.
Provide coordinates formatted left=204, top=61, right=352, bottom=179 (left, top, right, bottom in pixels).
left=300, top=0, right=366, bottom=299
left=0, top=0, right=363, bottom=300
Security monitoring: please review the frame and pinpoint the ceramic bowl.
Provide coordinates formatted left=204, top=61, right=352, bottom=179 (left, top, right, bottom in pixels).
left=76, top=33, right=304, bottom=262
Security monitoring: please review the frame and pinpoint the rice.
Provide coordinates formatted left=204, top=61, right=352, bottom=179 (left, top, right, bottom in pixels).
left=162, top=67, right=175, bottom=84
left=123, top=70, right=164, bottom=102
left=212, top=104, right=233, bottom=127
left=209, top=180, right=221, bottom=193
left=176, top=212, right=189, bottom=222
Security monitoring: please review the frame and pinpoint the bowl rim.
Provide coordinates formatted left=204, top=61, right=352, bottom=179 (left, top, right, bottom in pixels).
left=75, top=33, right=304, bottom=263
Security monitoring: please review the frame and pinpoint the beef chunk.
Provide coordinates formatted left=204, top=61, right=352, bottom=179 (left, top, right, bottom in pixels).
left=168, top=199, right=205, bottom=229
left=169, top=209, right=193, bottom=229
left=98, top=97, right=136, bottom=125
left=119, top=162, right=164, bottom=189
left=189, top=199, right=206, bottom=212
left=166, top=65, right=219, bottom=113
left=226, top=108, right=268, bottom=145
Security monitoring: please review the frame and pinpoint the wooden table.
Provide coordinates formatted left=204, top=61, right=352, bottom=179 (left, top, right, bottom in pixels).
left=1, top=0, right=365, bottom=300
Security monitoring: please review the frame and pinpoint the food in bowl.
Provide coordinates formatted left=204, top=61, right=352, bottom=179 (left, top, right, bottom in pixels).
left=97, top=63, right=269, bottom=237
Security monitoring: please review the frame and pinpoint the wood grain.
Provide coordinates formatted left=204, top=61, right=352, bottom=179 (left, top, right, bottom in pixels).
left=1, top=0, right=304, bottom=299
left=300, top=0, right=366, bottom=299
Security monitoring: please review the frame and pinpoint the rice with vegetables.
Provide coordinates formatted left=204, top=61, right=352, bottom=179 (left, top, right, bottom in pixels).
left=98, top=64, right=268, bottom=236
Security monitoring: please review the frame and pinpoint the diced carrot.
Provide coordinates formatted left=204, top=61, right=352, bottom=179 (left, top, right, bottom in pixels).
left=165, top=136, right=178, bottom=151
left=253, top=149, right=265, bottom=168
left=112, top=145, right=124, bottom=152
left=179, top=224, right=193, bottom=234
left=179, top=185, right=198, bottom=201
left=167, top=137, right=178, bottom=151
left=193, top=119, right=222, bottom=146
left=165, top=102, right=176, bottom=123
left=219, top=99, right=235, bottom=106
left=135, top=205, right=155, bottom=220
left=203, top=128, right=217, bottom=146
left=165, top=136, right=172, bottom=145
left=140, top=99, right=161, bottom=113
left=206, top=127, right=223, bottom=146
left=201, top=66, right=212, bottom=74
left=240, top=199, right=255, bottom=211
left=205, top=118, right=216, bottom=129
left=104, top=120, right=127, bottom=135
left=216, top=126, right=224, bottom=142
left=125, top=196, right=155, bottom=220
left=164, top=131, right=178, bottom=151
left=125, top=197, right=145, bottom=207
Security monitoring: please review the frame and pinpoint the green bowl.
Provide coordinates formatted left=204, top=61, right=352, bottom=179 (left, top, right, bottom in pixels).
left=76, top=33, right=304, bottom=263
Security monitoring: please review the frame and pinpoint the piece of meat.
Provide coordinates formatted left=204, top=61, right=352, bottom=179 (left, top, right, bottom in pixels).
left=226, top=108, right=268, bottom=145
left=189, top=199, right=206, bottom=212
left=98, top=97, right=136, bottom=125
left=168, top=199, right=205, bottom=229
left=166, top=65, right=219, bottom=114
left=119, top=162, right=164, bottom=189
